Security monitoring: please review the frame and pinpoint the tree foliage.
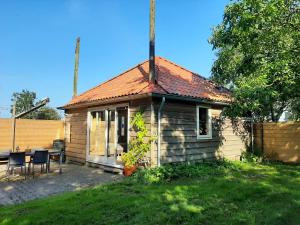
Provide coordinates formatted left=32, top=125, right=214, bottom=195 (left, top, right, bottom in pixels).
left=11, top=89, right=61, bottom=120
left=210, top=0, right=300, bottom=121
left=11, top=90, right=36, bottom=119
left=35, top=106, right=61, bottom=120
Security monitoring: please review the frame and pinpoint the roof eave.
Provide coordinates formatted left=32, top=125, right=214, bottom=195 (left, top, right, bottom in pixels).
left=58, top=93, right=153, bottom=110
left=151, top=93, right=231, bottom=106
left=58, top=92, right=231, bottom=111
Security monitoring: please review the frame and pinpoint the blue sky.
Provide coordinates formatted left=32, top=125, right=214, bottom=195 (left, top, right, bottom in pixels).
left=0, top=0, right=229, bottom=118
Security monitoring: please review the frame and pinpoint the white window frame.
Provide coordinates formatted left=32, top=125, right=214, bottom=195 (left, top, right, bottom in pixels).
left=86, top=103, right=130, bottom=165
left=196, top=105, right=212, bottom=140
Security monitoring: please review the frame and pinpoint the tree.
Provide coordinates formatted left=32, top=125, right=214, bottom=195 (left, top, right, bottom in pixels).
left=36, top=107, right=61, bottom=120
left=209, top=0, right=300, bottom=122
left=11, top=89, right=37, bottom=119
left=11, top=90, right=61, bottom=120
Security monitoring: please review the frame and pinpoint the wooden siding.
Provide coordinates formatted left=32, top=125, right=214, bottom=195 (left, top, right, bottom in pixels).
left=254, top=122, right=300, bottom=163
left=152, top=100, right=248, bottom=164
left=64, top=98, right=249, bottom=166
left=129, top=98, right=155, bottom=165
left=65, top=98, right=153, bottom=164
left=0, top=118, right=64, bottom=151
left=65, top=108, right=87, bottom=164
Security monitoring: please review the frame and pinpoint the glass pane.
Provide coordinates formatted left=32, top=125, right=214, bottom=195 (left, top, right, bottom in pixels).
left=198, top=108, right=208, bottom=135
left=107, top=110, right=116, bottom=158
left=89, top=111, right=106, bottom=156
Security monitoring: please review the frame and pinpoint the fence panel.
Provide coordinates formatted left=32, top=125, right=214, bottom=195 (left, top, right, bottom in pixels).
left=254, top=122, right=300, bottom=163
left=0, top=118, right=64, bottom=151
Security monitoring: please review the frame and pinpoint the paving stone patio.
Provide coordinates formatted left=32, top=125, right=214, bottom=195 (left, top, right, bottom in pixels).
left=0, top=163, right=122, bottom=206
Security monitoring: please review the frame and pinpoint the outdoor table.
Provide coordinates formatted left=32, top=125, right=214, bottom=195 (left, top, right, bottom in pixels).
left=0, top=149, right=63, bottom=174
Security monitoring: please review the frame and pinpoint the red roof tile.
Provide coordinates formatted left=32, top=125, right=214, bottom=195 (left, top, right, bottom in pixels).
left=65, top=56, right=231, bottom=107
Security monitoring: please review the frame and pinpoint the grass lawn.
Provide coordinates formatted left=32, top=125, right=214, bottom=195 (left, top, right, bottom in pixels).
left=0, top=162, right=300, bottom=225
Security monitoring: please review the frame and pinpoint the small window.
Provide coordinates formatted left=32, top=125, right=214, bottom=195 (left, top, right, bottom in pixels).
left=196, top=106, right=212, bottom=139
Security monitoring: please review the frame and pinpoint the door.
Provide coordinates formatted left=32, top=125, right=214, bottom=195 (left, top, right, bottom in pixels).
left=116, top=107, right=128, bottom=163
left=87, top=105, right=128, bottom=166
left=89, top=110, right=106, bottom=158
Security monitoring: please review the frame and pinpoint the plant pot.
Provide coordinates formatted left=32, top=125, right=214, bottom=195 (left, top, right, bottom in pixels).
left=123, top=165, right=137, bottom=176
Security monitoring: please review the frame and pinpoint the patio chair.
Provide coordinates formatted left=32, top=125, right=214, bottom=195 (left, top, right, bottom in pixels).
left=0, top=156, right=9, bottom=179
left=31, top=150, right=49, bottom=177
left=7, top=152, right=26, bottom=179
left=0, top=156, right=9, bottom=166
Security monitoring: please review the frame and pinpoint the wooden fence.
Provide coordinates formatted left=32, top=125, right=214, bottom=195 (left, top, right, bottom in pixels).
left=254, top=122, right=300, bottom=163
left=0, top=118, right=64, bottom=151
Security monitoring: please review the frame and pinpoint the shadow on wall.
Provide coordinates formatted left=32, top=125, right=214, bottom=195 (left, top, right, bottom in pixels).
left=155, top=100, right=250, bottom=164
left=253, top=122, right=300, bottom=163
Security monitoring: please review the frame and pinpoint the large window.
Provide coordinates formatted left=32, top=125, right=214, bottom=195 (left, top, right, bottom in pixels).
left=196, top=105, right=212, bottom=139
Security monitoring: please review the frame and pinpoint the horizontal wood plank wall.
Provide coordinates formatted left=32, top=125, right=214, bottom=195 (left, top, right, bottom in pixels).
left=254, top=122, right=300, bottom=163
left=65, top=108, right=87, bottom=164
left=0, top=118, right=64, bottom=151
left=152, top=101, right=248, bottom=164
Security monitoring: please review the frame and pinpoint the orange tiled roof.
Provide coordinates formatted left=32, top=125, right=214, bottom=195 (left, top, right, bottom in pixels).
left=65, top=56, right=231, bottom=107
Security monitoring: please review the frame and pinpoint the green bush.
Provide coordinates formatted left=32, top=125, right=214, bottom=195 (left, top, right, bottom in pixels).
left=122, top=111, right=155, bottom=167
left=240, top=151, right=262, bottom=163
left=131, top=160, right=241, bottom=184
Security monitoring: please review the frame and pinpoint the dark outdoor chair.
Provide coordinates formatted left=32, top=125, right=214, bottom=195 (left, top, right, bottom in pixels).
left=31, top=150, right=49, bottom=177
left=0, top=156, right=9, bottom=179
left=7, top=152, right=26, bottom=179
left=0, top=157, right=9, bottom=166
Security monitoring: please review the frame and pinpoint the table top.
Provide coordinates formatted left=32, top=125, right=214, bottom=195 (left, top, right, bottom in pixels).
left=0, top=149, right=62, bottom=158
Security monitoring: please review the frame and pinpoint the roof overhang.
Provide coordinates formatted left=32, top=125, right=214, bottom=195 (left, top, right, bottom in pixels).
left=58, top=93, right=152, bottom=110
left=151, top=93, right=231, bottom=106
left=58, top=92, right=231, bottom=110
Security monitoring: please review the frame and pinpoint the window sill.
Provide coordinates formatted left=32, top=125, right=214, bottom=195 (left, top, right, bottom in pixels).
left=196, top=135, right=212, bottom=140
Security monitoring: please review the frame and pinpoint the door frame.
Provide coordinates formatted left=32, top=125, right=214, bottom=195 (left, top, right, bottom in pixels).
left=86, top=103, right=130, bottom=167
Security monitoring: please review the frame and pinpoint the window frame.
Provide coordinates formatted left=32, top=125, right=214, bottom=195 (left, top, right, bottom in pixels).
left=196, top=105, right=212, bottom=140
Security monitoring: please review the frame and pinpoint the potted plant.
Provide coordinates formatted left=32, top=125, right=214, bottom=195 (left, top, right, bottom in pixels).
left=122, top=111, right=155, bottom=176
left=122, top=152, right=138, bottom=176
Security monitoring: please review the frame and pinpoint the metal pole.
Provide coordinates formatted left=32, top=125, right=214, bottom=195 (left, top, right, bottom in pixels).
left=157, top=97, right=165, bottom=166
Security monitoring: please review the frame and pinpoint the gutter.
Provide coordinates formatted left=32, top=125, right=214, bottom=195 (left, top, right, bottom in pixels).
left=151, top=93, right=230, bottom=106
left=157, top=97, right=165, bottom=167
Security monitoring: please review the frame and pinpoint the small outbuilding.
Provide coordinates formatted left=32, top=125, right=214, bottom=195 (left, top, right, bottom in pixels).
left=61, top=56, right=249, bottom=168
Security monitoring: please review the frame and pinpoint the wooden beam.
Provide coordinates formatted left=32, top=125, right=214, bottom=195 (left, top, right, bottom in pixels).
left=73, top=37, right=80, bottom=98
left=149, top=0, right=156, bottom=83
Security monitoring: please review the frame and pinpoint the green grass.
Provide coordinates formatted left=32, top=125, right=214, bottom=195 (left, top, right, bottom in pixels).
left=1, top=162, right=300, bottom=225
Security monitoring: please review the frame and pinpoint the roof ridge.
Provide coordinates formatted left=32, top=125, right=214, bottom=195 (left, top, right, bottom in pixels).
left=156, top=56, right=221, bottom=87
left=72, top=59, right=150, bottom=100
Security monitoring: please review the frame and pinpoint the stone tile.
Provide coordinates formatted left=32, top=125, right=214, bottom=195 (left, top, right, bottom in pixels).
left=0, top=163, right=122, bottom=206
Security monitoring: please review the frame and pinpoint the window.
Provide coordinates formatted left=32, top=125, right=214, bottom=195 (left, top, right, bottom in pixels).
left=196, top=105, right=212, bottom=139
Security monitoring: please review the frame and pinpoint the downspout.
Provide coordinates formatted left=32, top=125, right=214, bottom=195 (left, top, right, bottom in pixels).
left=157, top=97, right=165, bottom=167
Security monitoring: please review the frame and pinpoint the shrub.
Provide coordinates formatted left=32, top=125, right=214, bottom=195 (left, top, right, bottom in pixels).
left=131, top=160, right=241, bottom=184
left=121, top=111, right=155, bottom=167
left=241, top=151, right=262, bottom=163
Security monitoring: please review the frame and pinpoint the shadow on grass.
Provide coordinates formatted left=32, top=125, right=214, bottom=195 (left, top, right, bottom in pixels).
left=0, top=162, right=300, bottom=225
